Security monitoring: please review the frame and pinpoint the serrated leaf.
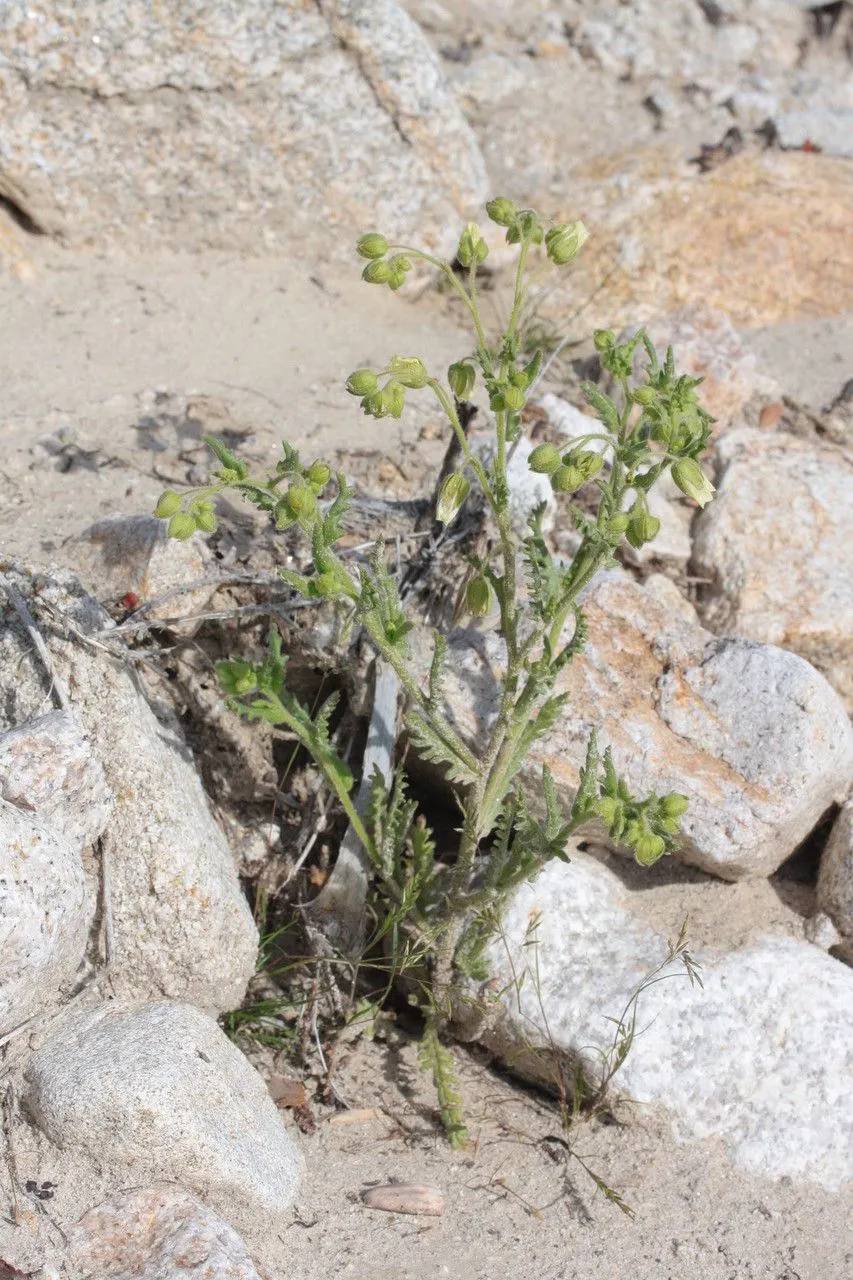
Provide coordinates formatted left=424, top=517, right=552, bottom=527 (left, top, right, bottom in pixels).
left=428, top=630, right=448, bottom=707
left=406, top=712, right=478, bottom=786
left=582, top=382, right=621, bottom=434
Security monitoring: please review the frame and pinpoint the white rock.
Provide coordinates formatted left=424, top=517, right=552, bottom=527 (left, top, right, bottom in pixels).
left=817, top=800, right=853, bottom=960
left=68, top=1185, right=268, bottom=1280
left=776, top=106, right=853, bottom=161
left=425, top=573, right=853, bottom=878
left=24, top=1001, right=302, bottom=1234
left=475, top=434, right=555, bottom=535
left=642, top=573, right=699, bottom=625
left=72, top=515, right=214, bottom=622
left=480, top=853, right=853, bottom=1190
left=0, top=710, right=112, bottom=851
left=539, top=395, right=603, bottom=453
left=0, top=800, right=87, bottom=1036
left=692, top=428, right=853, bottom=710
left=0, top=0, right=486, bottom=254
left=0, top=570, right=258, bottom=1013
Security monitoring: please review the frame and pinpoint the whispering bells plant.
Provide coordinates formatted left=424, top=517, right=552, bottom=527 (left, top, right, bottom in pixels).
left=155, top=199, right=715, bottom=1145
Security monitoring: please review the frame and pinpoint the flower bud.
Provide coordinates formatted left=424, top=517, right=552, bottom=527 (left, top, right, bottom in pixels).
left=387, top=255, right=412, bottom=290
left=286, top=483, right=318, bottom=522
left=634, top=833, right=666, bottom=866
left=389, top=355, right=429, bottom=389
left=448, top=362, right=476, bottom=401
left=362, top=259, right=393, bottom=285
left=626, top=509, right=661, bottom=548
left=528, top=442, right=561, bottom=475
left=570, top=450, right=604, bottom=480
left=661, top=792, right=689, bottom=819
left=466, top=575, right=492, bottom=618
left=486, top=197, right=517, bottom=227
left=596, top=795, right=621, bottom=828
left=307, top=461, right=332, bottom=490
left=457, top=222, right=489, bottom=268
left=671, top=458, right=716, bottom=508
left=361, top=391, right=385, bottom=418
left=192, top=501, right=217, bottom=534
left=356, top=233, right=389, bottom=260
left=167, top=512, right=197, bottom=541
left=436, top=473, right=470, bottom=525
left=551, top=464, right=585, bottom=493
left=545, top=220, right=589, bottom=266
left=632, top=385, right=658, bottom=408
left=503, top=384, right=525, bottom=411
left=604, top=511, right=630, bottom=538
left=383, top=381, right=406, bottom=419
left=346, top=369, right=378, bottom=397
left=593, top=329, right=616, bottom=352
left=154, top=490, right=182, bottom=519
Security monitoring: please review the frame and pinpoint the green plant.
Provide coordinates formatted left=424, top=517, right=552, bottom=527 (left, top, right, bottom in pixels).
left=155, top=198, right=715, bottom=1146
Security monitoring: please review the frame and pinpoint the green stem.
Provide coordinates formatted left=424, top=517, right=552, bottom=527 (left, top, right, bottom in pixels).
left=391, top=245, right=489, bottom=353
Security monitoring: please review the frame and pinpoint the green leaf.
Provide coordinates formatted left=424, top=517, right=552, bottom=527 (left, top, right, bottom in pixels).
left=406, top=712, right=478, bottom=786
left=428, top=631, right=448, bottom=707
left=581, top=382, right=621, bottom=434
left=205, top=435, right=248, bottom=480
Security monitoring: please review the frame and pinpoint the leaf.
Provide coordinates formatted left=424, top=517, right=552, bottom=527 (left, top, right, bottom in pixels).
left=419, top=1022, right=467, bottom=1148
left=428, top=631, right=448, bottom=707
left=581, top=382, right=621, bottom=434
left=406, top=712, right=478, bottom=786
left=204, top=435, right=248, bottom=479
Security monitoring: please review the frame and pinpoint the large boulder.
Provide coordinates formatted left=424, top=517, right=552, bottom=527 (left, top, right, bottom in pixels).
left=0, top=800, right=87, bottom=1036
left=420, top=573, right=853, bottom=879
left=692, top=427, right=853, bottom=710
left=0, top=0, right=486, bottom=253
left=478, top=851, right=853, bottom=1190
left=0, top=709, right=111, bottom=851
left=24, top=1000, right=302, bottom=1236
left=0, top=569, right=258, bottom=1013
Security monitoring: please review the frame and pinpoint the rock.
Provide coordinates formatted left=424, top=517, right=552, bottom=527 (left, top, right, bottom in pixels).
left=68, top=1185, right=270, bottom=1280
left=361, top=1184, right=446, bottom=1216
left=642, top=573, right=699, bottom=625
left=479, top=852, right=853, bottom=1190
left=555, top=151, right=853, bottom=330
left=691, top=428, right=853, bottom=710
left=72, top=515, right=213, bottom=621
left=0, top=800, right=87, bottom=1036
left=24, top=1001, right=302, bottom=1235
left=0, top=570, right=258, bottom=1013
left=0, top=0, right=486, bottom=254
left=817, top=800, right=853, bottom=960
left=424, top=573, right=853, bottom=879
left=0, top=710, right=111, bottom=851
left=776, top=105, right=853, bottom=160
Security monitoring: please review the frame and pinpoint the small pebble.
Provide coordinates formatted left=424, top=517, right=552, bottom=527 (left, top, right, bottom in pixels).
left=361, top=1184, right=446, bottom=1217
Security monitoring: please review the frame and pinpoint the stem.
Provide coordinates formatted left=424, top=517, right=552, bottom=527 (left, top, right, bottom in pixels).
left=360, top=610, right=479, bottom=778
left=391, top=245, right=489, bottom=352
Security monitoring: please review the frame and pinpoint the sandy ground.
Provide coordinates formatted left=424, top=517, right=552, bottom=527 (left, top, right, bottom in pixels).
left=2, top=239, right=853, bottom=1279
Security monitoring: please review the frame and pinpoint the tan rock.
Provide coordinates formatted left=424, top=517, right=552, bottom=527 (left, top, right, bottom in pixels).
left=69, top=1186, right=270, bottom=1280
left=421, top=573, right=853, bottom=879
left=692, top=427, right=853, bottom=709
left=550, top=151, right=853, bottom=331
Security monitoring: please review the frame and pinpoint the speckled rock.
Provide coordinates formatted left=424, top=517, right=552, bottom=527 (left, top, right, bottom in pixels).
left=776, top=105, right=853, bottom=160
left=692, top=428, right=853, bottom=710
left=0, top=569, right=258, bottom=1014
left=817, top=800, right=853, bottom=962
left=68, top=1186, right=270, bottom=1280
left=419, top=573, right=853, bottom=879
left=0, top=0, right=486, bottom=253
left=0, top=709, right=111, bottom=851
left=72, top=514, right=213, bottom=621
left=0, top=800, right=87, bottom=1036
left=24, top=1001, right=302, bottom=1235
left=479, top=851, right=853, bottom=1190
